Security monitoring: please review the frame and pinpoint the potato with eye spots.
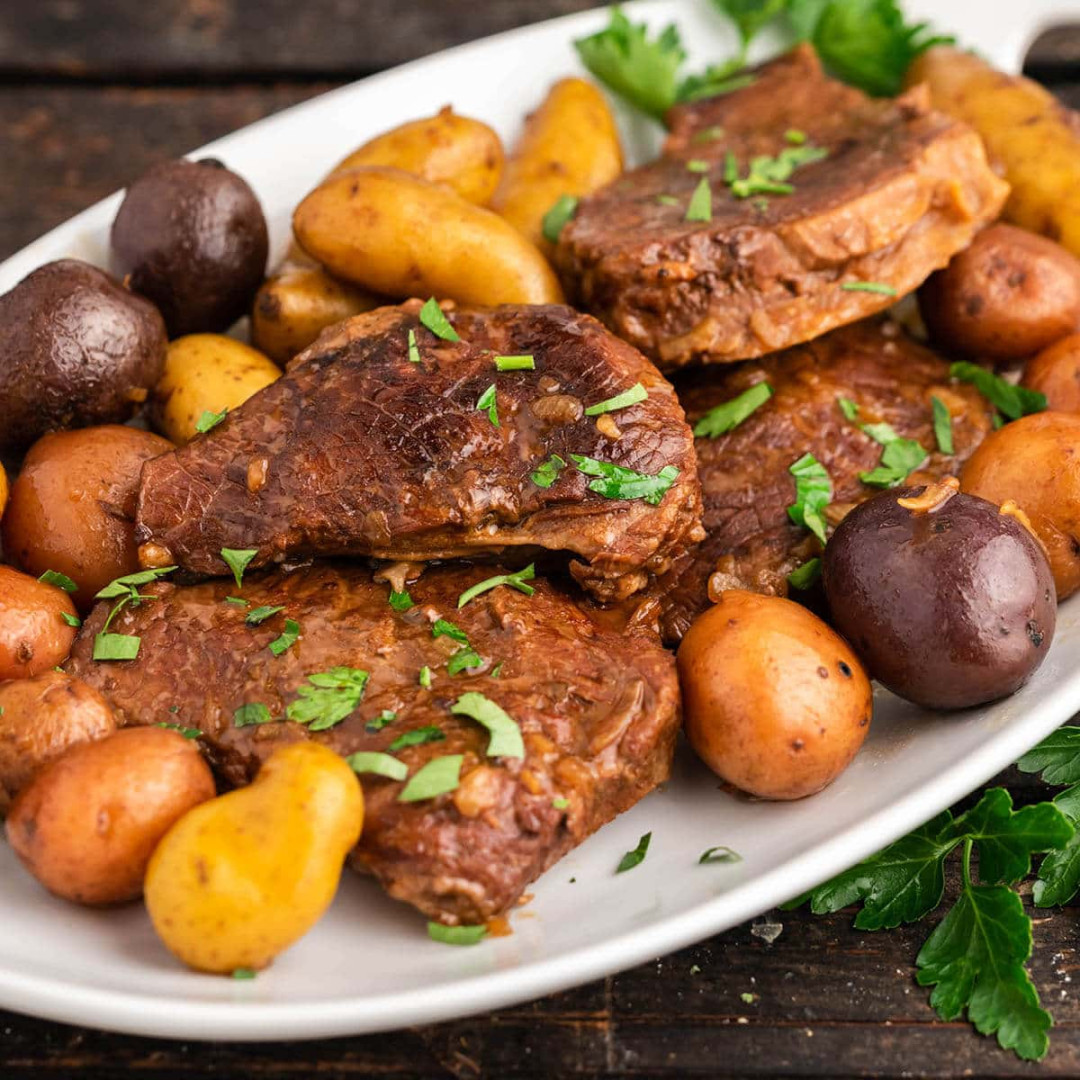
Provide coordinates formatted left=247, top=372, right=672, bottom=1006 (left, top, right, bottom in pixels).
left=677, top=590, right=872, bottom=800
left=0, top=566, right=79, bottom=680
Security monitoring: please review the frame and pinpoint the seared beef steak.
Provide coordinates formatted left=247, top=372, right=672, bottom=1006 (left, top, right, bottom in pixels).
left=135, top=302, right=703, bottom=602
left=67, top=562, right=679, bottom=924
left=652, top=318, right=997, bottom=642
left=555, top=45, right=1008, bottom=369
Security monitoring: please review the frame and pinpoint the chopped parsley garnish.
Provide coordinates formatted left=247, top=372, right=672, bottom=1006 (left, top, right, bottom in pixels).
left=931, top=395, right=954, bottom=454
left=570, top=455, right=679, bottom=506
left=389, top=726, right=446, bottom=752
left=542, top=195, right=579, bottom=244
left=346, top=751, right=408, bottom=782
left=407, top=329, right=420, bottom=364
left=38, top=570, right=77, bottom=593
left=220, top=548, right=258, bottom=589
left=447, top=646, right=483, bottom=676
left=93, top=566, right=177, bottom=662
left=286, top=667, right=369, bottom=731
left=457, top=565, right=536, bottom=608
left=785, top=128, right=807, bottom=145
left=365, top=710, right=397, bottom=733
left=553, top=797, right=569, bottom=810
left=451, top=691, right=525, bottom=759
left=233, top=702, right=272, bottom=728
left=195, top=408, right=227, bottom=434
left=225, top=596, right=249, bottom=606
left=686, top=158, right=709, bottom=173
left=427, top=921, right=487, bottom=946
left=858, top=423, right=928, bottom=488
left=531, top=453, right=567, bottom=489
left=841, top=280, right=897, bottom=296
left=786, top=453, right=831, bottom=546
left=432, top=618, right=468, bottom=645
left=837, top=397, right=859, bottom=421
left=268, top=618, right=300, bottom=657
left=389, top=589, right=414, bottom=612
left=418, top=298, right=460, bottom=342
left=494, top=354, right=535, bottom=372
left=656, top=194, right=680, bottom=207
left=950, top=361, right=1047, bottom=421
left=692, top=125, right=725, bottom=143
left=419, top=666, right=433, bottom=689
left=584, top=382, right=648, bottom=416
left=693, top=382, right=772, bottom=438
left=727, top=143, right=828, bottom=198
left=60, top=612, right=82, bottom=628
left=787, top=558, right=821, bottom=591
left=156, top=721, right=202, bottom=740
left=723, top=151, right=738, bottom=184
left=93, top=634, right=141, bottom=661
left=477, top=383, right=499, bottom=428
left=398, top=754, right=463, bottom=802
left=699, top=846, right=742, bottom=864
left=617, top=832, right=652, bottom=873
left=679, top=68, right=756, bottom=103
left=96, top=566, right=177, bottom=599
left=232, top=968, right=257, bottom=980
left=685, top=176, right=712, bottom=222
left=245, top=605, right=285, bottom=626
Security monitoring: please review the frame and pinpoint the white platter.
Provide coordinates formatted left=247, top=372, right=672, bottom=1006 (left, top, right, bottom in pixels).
left=2, top=0, right=1079, bottom=1043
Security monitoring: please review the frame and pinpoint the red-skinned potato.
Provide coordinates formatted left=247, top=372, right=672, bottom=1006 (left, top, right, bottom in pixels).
left=677, top=590, right=872, bottom=800
left=0, top=566, right=78, bottom=679
left=1022, top=333, right=1080, bottom=413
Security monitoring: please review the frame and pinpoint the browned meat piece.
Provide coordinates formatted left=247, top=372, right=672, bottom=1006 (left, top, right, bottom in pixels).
left=554, top=45, right=1009, bottom=370
left=67, top=562, right=679, bottom=924
left=649, top=318, right=997, bottom=642
left=135, top=301, right=703, bottom=602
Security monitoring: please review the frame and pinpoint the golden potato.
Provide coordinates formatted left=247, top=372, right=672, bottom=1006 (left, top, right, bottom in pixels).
left=6, top=726, right=215, bottom=905
left=0, top=566, right=78, bottom=680
left=907, top=47, right=1080, bottom=259
left=2, top=426, right=173, bottom=610
left=1022, top=333, right=1080, bottom=413
left=293, top=166, right=565, bottom=306
left=960, top=411, right=1080, bottom=599
left=251, top=267, right=382, bottom=365
left=329, top=106, right=504, bottom=205
left=145, top=742, right=362, bottom=973
left=0, top=671, right=116, bottom=815
left=677, top=591, right=872, bottom=800
left=151, top=334, right=280, bottom=445
left=491, top=77, right=623, bottom=252
left=919, top=224, right=1080, bottom=360
left=0, top=463, right=8, bottom=522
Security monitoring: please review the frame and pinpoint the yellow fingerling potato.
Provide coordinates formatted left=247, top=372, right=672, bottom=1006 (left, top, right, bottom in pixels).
left=491, top=77, right=623, bottom=252
left=329, top=106, right=505, bottom=206
left=907, top=48, right=1080, bottom=257
left=151, top=334, right=281, bottom=445
left=293, top=167, right=565, bottom=306
left=252, top=268, right=383, bottom=364
left=144, top=742, right=362, bottom=974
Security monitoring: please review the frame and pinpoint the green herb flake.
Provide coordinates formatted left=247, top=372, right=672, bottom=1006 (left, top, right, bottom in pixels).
left=494, top=354, right=535, bottom=372
left=287, top=666, right=369, bottom=731
left=246, top=604, right=285, bottom=626
left=785, top=128, right=807, bottom=145
left=841, top=280, right=897, bottom=296
left=447, top=646, right=483, bottom=676
left=950, top=361, right=1047, bottom=421
left=692, top=125, right=725, bottom=144
left=419, top=666, right=433, bottom=689
left=220, top=548, right=259, bottom=589
left=365, top=710, right=397, bottom=734
left=195, top=408, right=228, bottom=434
left=60, top=612, right=82, bottom=628
left=686, top=158, right=709, bottom=173
left=723, top=151, right=739, bottom=184
left=740, top=991, right=756, bottom=1004
left=787, top=558, right=821, bottom=591
left=92, top=633, right=141, bottom=661
left=728, top=143, right=828, bottom=199
left=931, top=395, right=954, bottom=455
left=38, top=570, right=78, bottom=593
left=685, top=176, right=713, bottom=222
left=432, top=618, right=468, bottom=645
left=859, top=430, right=928, bottom=489
left=232, top=968, right=257, bottom=980
left=346, top=751, right=408, bottom=782
left=451, top=691, right=524, bottom=759
left=418, top=298, right=460, bottom=342
left=389, top=726, right=446, bottom=752
left=838, top=397, right=859, bottom=421
left=398, top=754, right=464, bottom=802
left=268, top=618, right=300, bottom=657
left=531, top=453, right=567, bottom=489
left=490, top=661, right=504, bottom=678
left=787, top=453, right=831, bottom=546
left=571, top=456, right=679, bottom=506
left=156, top=721, right=202, bottom=740
left=656, top=194, right=681, bottom=207
left=477, top=383, right=499, bottom=428
left=95, top=566, right=177, bottom=600
left=699, top=846, right=742, bottom=864
left=233, top=702, right=272, bottom=728
left=389, top=589, right=414, bottom=613
left=542, top=195, right=580, bottom=244
left=584, top=382, right=648, bottom=417
left=693, top=382, right=772, bottom=438
left=553, top=797, right=569, bottom=810
left=457, top=565, right=536, bottom=609
left=617, top=831, right=652, bottom=873
left=225, top=596, right=249, bottom=606
left=427, top=921, right=487, bottom=946
left=407, top=328, right=420, bottom=364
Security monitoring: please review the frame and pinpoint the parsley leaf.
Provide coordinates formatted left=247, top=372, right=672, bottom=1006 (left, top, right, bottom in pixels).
left=531, top=453, right=567, bottom=489
left=233, top=702, right=272, bottom=728
left=269, top=618, right=300, bottom=657
left=407, top=329, right=421, bottom=364
left=494, top=354, right=535, bottom=372
left=246, top=605, right=285, bottom=626
left=389, top=589, right=414, bottom=612
left=60, top=612, right=82, bottom=628
left=428, top=921, right=487, bottom=946
left=346, top=751, right=408, bottom=782
left=787, top=453, right=831, bottom=546
left=699, top=846, right=742, bottom=864
left=570, top=455, right=679, bottom=506
left=685, top=176, right=713, bottom=222
left=477, top=383, right=499, bottom=428
left=840, top=280, right=896, bottom=295
left=92, top=633, right=141, bottom=661
left=584, top=382, right=648, bottom=417
left=617, top=832, right=652, bottom=873
left=931, top=395, right=954, bottom=454
left=950, top=361, right=1047, bottom=421
left=398, top=755, right=463, bottom=802
left=787, top=558, right=821, bottom=590
left=195, top=408, right=227, bottom=434
left=418, top=298, right=460, bottom=342
left=286, top=667, right=369, bottom=731
left=693, top=382, right=772, bottom=438
left=38, top=570, right=77, bottom=593
left=95, top=566, right=177, bottom=599
left=220, top=548, right=258, bottom=589
left=365, top=710, right=397, bottom=733
left=837, top=397, right=859, bottom=421
left=419, top=666, right=433, bottom=689
left=542, top=195, right=579, bottom=243
left=451, top=691, right=525, bottom=759
left=388, top=726, right=446, bottom=751
left=711, top=0, right=787, bottom=50
left=457, top=565, right=536, bottom=609
left=432, top=618, right=468, bottom=645
left=447, top=646, right=483, bottom=676
left=859, top=431, right=928, bottom=488
left=727, top=143, right=828, bottom=198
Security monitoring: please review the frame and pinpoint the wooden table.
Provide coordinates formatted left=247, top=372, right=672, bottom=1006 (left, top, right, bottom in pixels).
left=3, top=3, right=1080, bottom=1076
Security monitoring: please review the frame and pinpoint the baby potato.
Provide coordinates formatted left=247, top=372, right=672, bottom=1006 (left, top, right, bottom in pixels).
left=1022, top=333, right=1080, bottom=413
left=2, top=425, right=173, bottom=610
left=0, top=566, right=78, bottom=680
left=961, top=411, right=1080, bottom=599
left=678, top=590, right=872, bottom=800
left=0, top=671, right=116, bottom=815
left=0, top=463, right=8, bottom=522
left=145, top=742, right=362, bottom=974
left=6, top=726, right=215, bottom=905
left=919, top=224, right=1080, bottom=360
left=293, top=166, right=565, bottom=306
left=251, top=267, right=382, bottom=365
left=491, top=77, right=623, bottom=252
left=151, top=334, right=280, bottom=445
left=328, top=106, right=504, bottom=205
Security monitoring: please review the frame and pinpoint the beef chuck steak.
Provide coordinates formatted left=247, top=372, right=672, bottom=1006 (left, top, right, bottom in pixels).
left=645, top=318, right=997, bottom=642
left=67, top=562, right=679, bottom=924
left=554, top=45, right=1009, bottom=369
left=135, top=301, right=703, bottom=602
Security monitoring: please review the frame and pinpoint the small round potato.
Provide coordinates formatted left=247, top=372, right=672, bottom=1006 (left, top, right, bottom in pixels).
left=0, top=566, right=78, bottom=680
left=2, top=426, right=173, bottom=610
left=677, top=591, right=872, bottom=800
left=961, top=411, right=1080, bottom=599
left=0, top=672, right=116, bottom=815
left=0, top=463, right=8, bottom=522
left=150, top=334, right=281, bottom=445
left=1022, top=333, right=1080, bottom=413
left=919, top=223, right=1080, bottom=360
left=6, top=726, right=216, bottom=906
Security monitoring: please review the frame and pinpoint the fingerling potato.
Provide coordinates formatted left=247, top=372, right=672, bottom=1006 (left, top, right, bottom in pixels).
left=329, top=106, right=504, bottom=205
left=0, top=566, right=79, bottom=680
left=6, top=726, right=215, bottom=905
left=1022, top=333, right=1080, bottom=413
left=491, top=77, right=623, bottom=252
left=293, top=166, right=565, bottom=306
left=151, top=334, right=281, bottom=445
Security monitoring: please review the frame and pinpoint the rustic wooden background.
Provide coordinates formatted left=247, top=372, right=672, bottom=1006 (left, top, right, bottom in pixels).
left=3, top=3, right=1080, bottom=1077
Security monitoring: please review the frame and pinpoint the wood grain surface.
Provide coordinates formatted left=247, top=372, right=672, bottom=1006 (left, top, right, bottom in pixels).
left=3, top=3, right=1080, bottom=1077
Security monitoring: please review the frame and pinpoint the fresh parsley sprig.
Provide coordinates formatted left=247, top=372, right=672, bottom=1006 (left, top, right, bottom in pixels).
left=286, top=667, right=369, bottom=731
left=786, top=453, right=830, bottom=545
